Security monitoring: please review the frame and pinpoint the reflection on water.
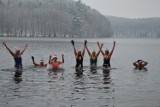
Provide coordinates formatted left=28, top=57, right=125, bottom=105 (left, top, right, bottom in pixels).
left=48, top=69, right=64, bottom=80
left=103, top=68, right=111, bottom=85
left=14, top=78, right=22, bottom=84
left=75, top=68, right=84, bottom=79
left=133, top=67, right=148, bottom=72
left=0, top=38, right=160, bottom=107
left=90, top=66, right=98, bottom=74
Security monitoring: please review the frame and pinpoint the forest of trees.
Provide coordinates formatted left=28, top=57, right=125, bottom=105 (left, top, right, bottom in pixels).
left=107, top=16, right=160, bottom=38
left=0, top=0, right=112, bottom=38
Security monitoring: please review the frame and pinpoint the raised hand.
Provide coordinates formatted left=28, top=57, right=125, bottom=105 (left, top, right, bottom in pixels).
left=84, top=40, right=87, bottom=46
left=31, top=56, right=34, bottom=60
left=2, top=42, right=7, bottom=47
left=62, top=54, right=64, bottom=63
left=2, top=42, right=15, bottom=56
left=71, top=40, right=74, bottom=46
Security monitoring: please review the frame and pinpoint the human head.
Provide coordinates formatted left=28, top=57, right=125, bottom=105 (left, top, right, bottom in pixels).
left=52, top=55, right=57, bottom=61
left=15, top=50, right=20, bottom=56
left=40, top=59, right=44, bottom=66
left=92, top=51, right=96, bottom=56
left=138, top=60, right=143, bottom=65
left=77, top=51, right=82, bottom=56
left=105, top=50, right=109, bottom=55
left=14, top=47, right=21, bottom=56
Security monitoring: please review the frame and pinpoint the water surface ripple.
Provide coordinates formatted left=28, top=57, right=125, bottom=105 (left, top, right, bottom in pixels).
left=0, top=38, right=160, bottom=107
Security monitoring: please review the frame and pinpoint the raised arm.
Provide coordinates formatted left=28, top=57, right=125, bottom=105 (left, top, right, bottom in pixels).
left=48, top=55, right=52, bottom=64
left=31, top=56, right=39, bottom=66
left=108, top=41, right=116, bottom=58
left=142, top=60, right=148, bottom=67
left=96, top=42, right=103, bottom=57
left=85, top=40, right=91, bottom=56
left=61, top=54, right=64, bottom=64
left=71, top=40, right=77, bottom=56
left=98, top=42, right=105, bottom=56
left=57, top=54, right=64, bottom=64
left=133, top=61, right=139, bottom=67
left=3, top=42, right=15, bottom=57
left=82, top=40, right=87, bottom=57
left=20, top=43, right=28, bottom=55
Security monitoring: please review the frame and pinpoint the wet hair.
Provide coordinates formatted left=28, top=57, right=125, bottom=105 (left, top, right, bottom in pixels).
left=105, top=50, right=109, bottom=54
left=15, top=50, right=20, bottom=55
left=137, top=60, right=142, bottom=63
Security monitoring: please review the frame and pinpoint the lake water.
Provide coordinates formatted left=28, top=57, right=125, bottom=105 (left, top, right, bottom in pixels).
left=0, top=37, right=160, bottom=107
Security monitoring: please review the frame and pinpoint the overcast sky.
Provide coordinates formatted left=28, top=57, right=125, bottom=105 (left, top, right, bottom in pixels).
left=74, top=0, right=160, bottom=18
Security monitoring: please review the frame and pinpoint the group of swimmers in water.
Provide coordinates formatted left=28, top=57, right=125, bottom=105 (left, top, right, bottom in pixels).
left=71, top=40, right=116, bottom=68
left=2, top=40, right=148, bottom=80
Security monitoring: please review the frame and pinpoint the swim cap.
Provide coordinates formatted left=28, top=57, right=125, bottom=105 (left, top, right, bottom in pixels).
left=52, top=54, right=57, bottom=59
left=40, top=59, right=44, bottom=62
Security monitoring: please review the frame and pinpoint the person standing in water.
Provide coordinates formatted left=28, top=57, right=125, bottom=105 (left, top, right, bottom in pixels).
left=85, top=41, right=103, bottom=67
left=98, top=41, right=116, bottom=68
left=71, top=40, right=86, bottom=69
left=3, top=42, right=28, bottom=79
left=31, top=56, right=48, bottom=67
left=133, top=60, right=148, bottom=70
left=49, top=54, right=64, bottom=68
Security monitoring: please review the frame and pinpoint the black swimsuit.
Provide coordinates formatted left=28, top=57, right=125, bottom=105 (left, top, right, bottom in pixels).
left=103, top=57, right=111, bottom=68
left=76, top=56, right=83, bottom=68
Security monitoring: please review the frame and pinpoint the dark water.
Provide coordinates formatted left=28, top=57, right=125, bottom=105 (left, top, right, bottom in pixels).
left=0, top=37, right=160, bottom=107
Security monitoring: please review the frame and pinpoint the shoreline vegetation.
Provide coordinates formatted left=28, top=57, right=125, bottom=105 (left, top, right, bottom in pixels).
left=0, top=0, right=112, bottom=38
left=0, top=36, right=159, bottom=39
left=0, top=0, right=159, bottom=38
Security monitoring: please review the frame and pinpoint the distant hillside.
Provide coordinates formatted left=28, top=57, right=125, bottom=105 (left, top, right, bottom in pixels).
left=0, top=0, right=112, bottom=38
left=107, top=16, right=160, bottom=38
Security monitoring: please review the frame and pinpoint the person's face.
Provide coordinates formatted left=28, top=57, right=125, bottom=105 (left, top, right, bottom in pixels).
left=139, top=61, right=143, bottom=66
left=105, top=50, right=109, bottom=55
left=15, top=50, right=20, bottom=55
left=53, top=57, right=57, bottom=61
left=40, top=62, right=44, bottom=66
left=92, top=51, right=96, bottom=56
left=78, top=51, right=82, bottom=56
